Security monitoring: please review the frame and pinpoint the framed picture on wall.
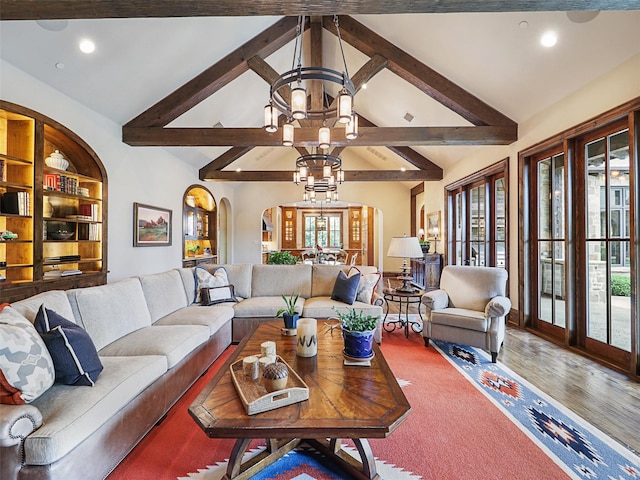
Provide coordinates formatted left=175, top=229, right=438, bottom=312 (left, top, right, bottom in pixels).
left=427, top=210, right=441, bottom=238
left=134, top=202, right=172, bottom=246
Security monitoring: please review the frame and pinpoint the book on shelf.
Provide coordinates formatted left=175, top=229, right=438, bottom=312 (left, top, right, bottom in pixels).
left=1, top=191, right=30, bottom=215
left=44, top=255, right=81, bottom=262
left=79, top=203, right=99, bottom=221
left=0, top=158, right=5, bottom=182
left=77, top=223, right=100, bottom=241
left=43, top=173, right=78, bottom=195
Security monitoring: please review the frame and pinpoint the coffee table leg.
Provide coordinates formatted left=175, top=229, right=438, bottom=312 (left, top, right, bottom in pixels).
left=307, top=438, right=379, bottom=480
left=224, top=438, right=300, bottom=480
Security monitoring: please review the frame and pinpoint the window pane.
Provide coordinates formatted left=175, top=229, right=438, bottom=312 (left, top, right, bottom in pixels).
left=538, top=159, right=551, bottom=239
left=611, top=241, right=631, bottom=351
left=552, top=154, right=565, bottom=240
left=587, top=240, right=607, bottom=343
left=586, top=138, right=606, bottom=239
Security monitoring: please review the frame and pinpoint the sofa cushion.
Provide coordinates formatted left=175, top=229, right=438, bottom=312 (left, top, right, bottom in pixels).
left=138, top=269, right=189, bottom=322
left=34, top=306, right=103, bottom=386
left=194, top=266, right=229, bottom=303
left=232, top=296, right=305, bottom=318
left=311, top=264, right=348, bottom=297
left=0, top=305, right=55, bottom=404
left=11, top=290, right=77, bottom=326
left=98, top=325, right=209, bottom=369
left=251, top=264, right=312, bottom=298
left=331, top=270, right=360, bottom=305
left=26, top=354, right=167, bottom=465
left=302, top=297, right=382, bottom=319
left=153, top=304, right=234, bottom=336
left=176, top=267, right=197, bottom=306
left=215, top=264, right=253, bottom=299
left=69, top=278, right=152, bottom=351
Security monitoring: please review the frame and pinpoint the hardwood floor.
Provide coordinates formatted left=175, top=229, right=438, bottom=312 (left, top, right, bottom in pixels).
left=379, top=279, right=640, bottom=456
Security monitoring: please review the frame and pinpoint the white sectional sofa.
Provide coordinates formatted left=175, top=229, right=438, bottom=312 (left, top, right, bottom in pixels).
left=0, top=263, right=383, bottom=480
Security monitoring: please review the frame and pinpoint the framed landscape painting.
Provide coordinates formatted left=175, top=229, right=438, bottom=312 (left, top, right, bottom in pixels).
left=134, top=203, right=172, bottom=246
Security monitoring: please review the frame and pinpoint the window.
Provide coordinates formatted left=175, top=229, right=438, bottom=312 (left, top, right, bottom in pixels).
left=304, top=213, right=342, bottom=248
left=446, top=160, right=508, bottom=270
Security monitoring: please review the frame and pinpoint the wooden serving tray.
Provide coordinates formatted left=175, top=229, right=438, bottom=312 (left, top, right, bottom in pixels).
left=229, top=355, right=309, bottom=415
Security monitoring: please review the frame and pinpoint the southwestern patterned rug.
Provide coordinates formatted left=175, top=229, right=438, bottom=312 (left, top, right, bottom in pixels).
left=108, top=323, right=640, bottom=480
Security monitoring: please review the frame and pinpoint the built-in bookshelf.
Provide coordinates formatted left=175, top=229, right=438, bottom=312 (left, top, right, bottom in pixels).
left=0, top=101, right=108, bottom=302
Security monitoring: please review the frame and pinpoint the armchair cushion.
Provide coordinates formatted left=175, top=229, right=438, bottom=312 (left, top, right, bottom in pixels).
left=431, top=308, right=489, bottom=332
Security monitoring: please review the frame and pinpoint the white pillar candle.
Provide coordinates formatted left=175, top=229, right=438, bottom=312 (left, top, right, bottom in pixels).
left=242, top=355, right=259, bottom=381
left=296, top=318, right=318, bottom=357
left=258, top=355, right=276, bottom=375
left=260, top=341, right=276, bottom=357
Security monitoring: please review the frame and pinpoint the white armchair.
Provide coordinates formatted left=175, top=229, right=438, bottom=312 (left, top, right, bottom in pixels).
left=421, top=265, right=511, bottom=362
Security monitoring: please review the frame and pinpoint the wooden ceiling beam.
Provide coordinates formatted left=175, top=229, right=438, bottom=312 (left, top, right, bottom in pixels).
left=124, top=125, right=517, bottom=147
left=198, top=146, right=254, bottom=178
left=323, top=15, right=517, bottom=127
left=124, top=16, right=299, bottom=128
left=1, top=1, right=634, bottom=20
left=199, top=169, right=441, bottom=182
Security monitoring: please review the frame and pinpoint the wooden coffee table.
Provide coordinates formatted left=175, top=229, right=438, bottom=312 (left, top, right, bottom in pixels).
left=189, top=321, right=411, bottom=480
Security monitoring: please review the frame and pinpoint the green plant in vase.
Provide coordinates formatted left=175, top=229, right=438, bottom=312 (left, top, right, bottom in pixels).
left=276, top=293, right=300, bottom=329
left=333, top=307, right=380, bottom=361
left=186, top=244, right=200, bottom=257
left=268, top=250, right=299, bottom=265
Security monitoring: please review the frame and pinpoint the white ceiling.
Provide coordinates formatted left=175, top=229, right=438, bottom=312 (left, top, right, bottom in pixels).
left=2, top=11, right=640, bottom=173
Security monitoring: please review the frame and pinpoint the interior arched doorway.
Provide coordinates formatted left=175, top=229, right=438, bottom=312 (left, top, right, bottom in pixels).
left=260, top=202, right=384, bottom=268
left=218, top=197, right=231, bottom=264
left=181, top=185, right=217, bottom=267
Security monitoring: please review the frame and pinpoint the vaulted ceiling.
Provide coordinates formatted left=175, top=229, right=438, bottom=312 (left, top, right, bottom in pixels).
left=2, top=1, right=639, bottom=185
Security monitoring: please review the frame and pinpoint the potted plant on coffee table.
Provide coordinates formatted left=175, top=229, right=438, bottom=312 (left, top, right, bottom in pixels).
left=333, top=307, right=380, bottom=361
left=276, top=293, right=300, bottom=330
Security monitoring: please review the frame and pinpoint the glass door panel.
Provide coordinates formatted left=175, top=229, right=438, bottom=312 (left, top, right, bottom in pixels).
left=584, top=128, right=631, bottom=352
left=536, top=153, right=566, bottom=331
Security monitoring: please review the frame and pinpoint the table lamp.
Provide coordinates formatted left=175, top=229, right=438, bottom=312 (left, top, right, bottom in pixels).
left=387, top=234, right=424, bottom=293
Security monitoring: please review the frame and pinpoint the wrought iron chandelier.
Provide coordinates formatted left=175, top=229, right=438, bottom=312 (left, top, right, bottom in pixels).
left=263, top=15, right=359, bottom=148
left=294, top=151, right=343, bottom=203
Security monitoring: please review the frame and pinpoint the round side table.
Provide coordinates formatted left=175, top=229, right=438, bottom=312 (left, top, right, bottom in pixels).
left=382, top=288, right=424, bottom=338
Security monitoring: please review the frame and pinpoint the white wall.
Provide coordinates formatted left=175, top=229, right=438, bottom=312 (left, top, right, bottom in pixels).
left=1, top=59, right=235, bottom=282
left=434, top=52, right=640, bottom=306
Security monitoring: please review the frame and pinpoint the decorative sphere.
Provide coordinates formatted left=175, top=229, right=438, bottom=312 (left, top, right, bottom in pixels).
left=262, top=362, right=289, bottom=392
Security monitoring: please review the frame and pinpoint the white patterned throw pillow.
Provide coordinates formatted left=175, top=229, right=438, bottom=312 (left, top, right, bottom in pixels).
left=348, top=267, right=382, bottom=304
left=193, top=266, right=230, bottom=303
left=0, top=304, right=55, bottom=404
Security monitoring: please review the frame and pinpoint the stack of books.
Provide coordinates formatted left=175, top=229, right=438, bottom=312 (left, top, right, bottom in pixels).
left=43, top=173, right=78, bottom=194
left=43, top=269, right=82, bottom=279
left=79, top=203, right=99, bottom=221
left=44, top=255, right=81, bottom=263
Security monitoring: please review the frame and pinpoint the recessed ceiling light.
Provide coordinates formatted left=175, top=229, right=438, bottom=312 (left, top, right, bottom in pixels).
left=235, top=168, right=242, bottom=172
left=400, top=167, right=406, bottom=172
left=540, top=31, right=558, bottom=47
left=361, top=83, right=368, bottom=90
left=79, top=39, right=96, bottom=54
left=519, top=21, right=529, bottom=29
left=566, top=11, right=600, bottom=24
left=55, top=62, right=65, bottom=70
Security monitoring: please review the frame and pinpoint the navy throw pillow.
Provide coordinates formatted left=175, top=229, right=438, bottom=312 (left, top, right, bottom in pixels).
left=331, top=270, right=361, bottom=305
left=34, top=305, right=103, bottom=386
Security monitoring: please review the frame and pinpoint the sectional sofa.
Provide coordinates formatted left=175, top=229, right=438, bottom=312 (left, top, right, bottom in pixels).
left=0, top=263, right=383, bottom=480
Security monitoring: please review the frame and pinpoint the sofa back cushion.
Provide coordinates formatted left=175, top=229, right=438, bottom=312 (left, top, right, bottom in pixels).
left=138, top=270, right=189, bottom=322
left=69, top=278, right=152, bottom=351
left=11, top=290, right=78, bottom=326
left=440, top=265, right=508, bottom=312
left=251, top=264, right=312, bottom=298
left=311, top=265, right=348, bottom=297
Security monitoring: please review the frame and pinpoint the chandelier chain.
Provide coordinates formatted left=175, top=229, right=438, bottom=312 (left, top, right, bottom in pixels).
left=333, top=15, right=350, bottom=80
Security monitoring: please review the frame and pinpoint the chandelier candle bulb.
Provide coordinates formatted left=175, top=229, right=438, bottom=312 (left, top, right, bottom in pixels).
left=323, top=165, right=332, bottom=178
left=291, top=86, right=307, bottom=119
left=264, top=104, right=278, bottom=133
left=337, top=89, right=353, bottom=123
left=318, top=127, right=331, bottom=149
left=282, top=123, right=294, bottom=146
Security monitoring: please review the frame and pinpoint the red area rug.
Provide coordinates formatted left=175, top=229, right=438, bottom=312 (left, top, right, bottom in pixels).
left=108, top=331, right=572, bottom=480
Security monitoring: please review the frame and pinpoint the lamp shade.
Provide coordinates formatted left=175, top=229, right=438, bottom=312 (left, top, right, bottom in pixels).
left=387, top=236, right=423, bottom=259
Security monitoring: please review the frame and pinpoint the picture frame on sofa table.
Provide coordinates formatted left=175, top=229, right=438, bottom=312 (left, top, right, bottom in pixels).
left=133, top=202, right=172, bottom=246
